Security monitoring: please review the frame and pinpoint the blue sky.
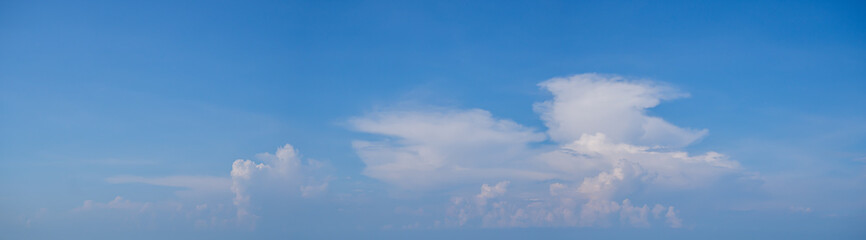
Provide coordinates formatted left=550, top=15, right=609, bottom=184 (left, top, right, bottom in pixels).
left=1, top=0, right=865, bottom=239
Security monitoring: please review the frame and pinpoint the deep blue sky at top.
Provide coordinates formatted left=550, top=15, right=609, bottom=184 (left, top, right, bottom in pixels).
left=1, top=0, right=865, bottom=237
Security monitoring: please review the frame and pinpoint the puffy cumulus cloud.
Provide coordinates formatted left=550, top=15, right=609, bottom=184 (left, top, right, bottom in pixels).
left=66, top=144, right=329, bottom=230
left=351, top=109, right=551, bottom=188
left=230, top=144, right=330, bottom=226
left=60, top=144, right=329, bottom=231
left=352, top=74, right=743, bottom=228
left=665, top=206, right=683, bottom=228
left=475, top=181, right=509, bottom=207
left=535, top=73, right=707, bottom=147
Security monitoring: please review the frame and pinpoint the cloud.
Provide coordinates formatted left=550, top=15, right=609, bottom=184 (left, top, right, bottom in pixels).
left=555, top=133, right=740, bottom=190
left=475, top=181, right=509, bottom=207
left=300, top=181, right=329, bottom=197
left=352, top=74, right=737, bottom=189
left=351, top=109, right=550, bottom=188
left=74, top=196, right=152, bottom=213
left=444, top=181, right=684, bottom=228
left=665, top=206, right=683, bottom=228
left=535, top=73, right=707, bottom=147
left=106, top=175, right=231, bottom=195
left=619, top=199, right=650, bottom=227
left=229, top=144, right=331, bottom=226
left=352, top=73, right=743, bottom=228
left=68, top=144, right=330, bottom=230
left=64, top=73, right=747, bottom=231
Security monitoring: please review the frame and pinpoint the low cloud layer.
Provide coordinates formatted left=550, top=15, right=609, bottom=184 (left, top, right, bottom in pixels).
left=445, top=181, right=683, bottom=228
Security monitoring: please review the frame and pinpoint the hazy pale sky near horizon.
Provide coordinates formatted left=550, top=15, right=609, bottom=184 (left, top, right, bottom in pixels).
left=1, top=0, right=865, bottom=239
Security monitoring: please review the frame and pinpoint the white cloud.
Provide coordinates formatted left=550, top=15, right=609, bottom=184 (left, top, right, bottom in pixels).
left=557, top=133, right=740, bottom=190
left=229, top=144, right=330, bottom=226
left=74, top=196, right=152, bottom=212
left=578, top=199, right=621, bottom=227
left=79, top=144, right=330, bottom=229
left=619, top=199, right=650, bottom=227
left=665, top=206, right=683, bottom=228
left=445, top=181, right=683, bottom=228
left=535, top=73, right=706, bottom=147
left=475, top=181, right=509, bottom=207
left=352, top=73, right=743, bottom=228
left=351, top=109, right=550, bottom=188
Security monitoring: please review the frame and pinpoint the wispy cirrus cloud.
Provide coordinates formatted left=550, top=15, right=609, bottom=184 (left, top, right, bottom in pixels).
left=350, top=109, right=551, bottom=189
left=106, top=175, right=231, bottom=194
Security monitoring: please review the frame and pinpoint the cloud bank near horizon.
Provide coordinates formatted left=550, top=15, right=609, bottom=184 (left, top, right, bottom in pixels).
left=64, top=74, right=752, bottom=230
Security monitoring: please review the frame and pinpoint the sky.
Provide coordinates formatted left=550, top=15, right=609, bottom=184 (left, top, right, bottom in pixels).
left=1, top=0, right=865, bottom=239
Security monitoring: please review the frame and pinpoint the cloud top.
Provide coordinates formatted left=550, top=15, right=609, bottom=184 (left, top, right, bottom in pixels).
left=536, top=73, right=707, bottom=147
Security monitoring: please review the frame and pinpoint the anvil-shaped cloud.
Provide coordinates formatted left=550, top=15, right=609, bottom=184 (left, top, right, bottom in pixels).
left=351, top=74, right=741, bottom=227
